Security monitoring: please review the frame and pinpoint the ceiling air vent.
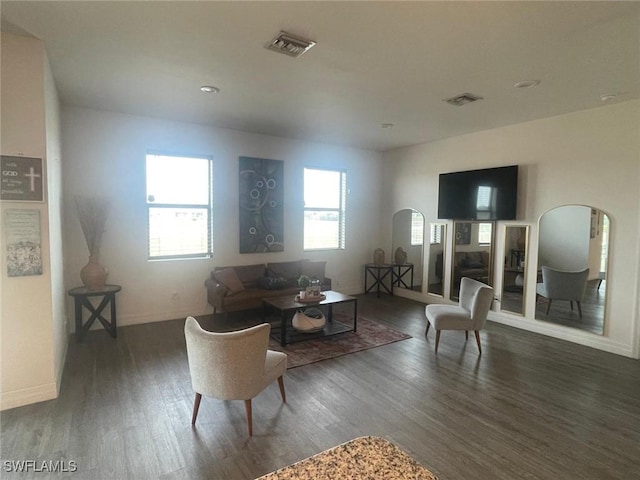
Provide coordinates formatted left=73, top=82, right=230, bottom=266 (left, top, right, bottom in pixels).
left=444, top=93, right=484, bottom=107
left=266, top=31, right=316, bottom=58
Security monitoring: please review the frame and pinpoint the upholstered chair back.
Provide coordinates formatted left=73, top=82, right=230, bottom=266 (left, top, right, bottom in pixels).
left=184, top=317, right=270, bottom=401
left=540, top=266, right=589, bottom=301
left=459, top=277, right=494, bottom=330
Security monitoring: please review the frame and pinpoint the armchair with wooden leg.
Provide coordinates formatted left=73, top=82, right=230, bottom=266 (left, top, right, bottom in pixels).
left=425, top=277, right=494, bottom=354
left=184, top=317, right=287, bottom=436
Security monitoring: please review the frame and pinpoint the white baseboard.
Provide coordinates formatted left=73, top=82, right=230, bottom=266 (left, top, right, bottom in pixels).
left=1, top=382, right=58, bottom=411
left=488, top=311, right=636, bottom=358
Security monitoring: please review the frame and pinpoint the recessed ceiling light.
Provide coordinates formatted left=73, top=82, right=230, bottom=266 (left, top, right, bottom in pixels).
left=514, top=80, right=540, bottom=89
left=600, top=94, right=617, bottom=102
left=200, top=86, right=220, bottom=93
left=381, top=123, right=394, bottom=129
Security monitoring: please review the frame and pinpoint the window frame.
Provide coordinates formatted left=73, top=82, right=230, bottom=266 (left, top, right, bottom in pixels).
left=410, top=211, right=424, bottom=246
left=477, top=222, right=493, bottom=246
left=146, top=152, right=214, bottom=260
left=430, top=223, right=443, bottom=245
left=303, top=167, right=347, bottom=251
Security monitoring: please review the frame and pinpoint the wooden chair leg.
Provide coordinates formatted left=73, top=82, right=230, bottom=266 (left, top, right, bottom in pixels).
left=435, top=330, right=441, bottom=353
left=244, top=399, right=253, bottom=436
left=425, top=321, right=431, bottom=336
left=577, top=301, right=583, bottom=319
left=277, top=376, right=286, bottom=403
left=546, top=299, right=552, bottom=315
left=191, top=393, right=202, bottom=425
left=465, top=330, right=469, bottom=340
left=474, top=330, right=482, bottom=354
left=570, top=301, right=574, bottom=311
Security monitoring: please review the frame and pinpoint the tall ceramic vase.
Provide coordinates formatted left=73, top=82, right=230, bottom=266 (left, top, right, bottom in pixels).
left=80, top=253, right=108, bottom=290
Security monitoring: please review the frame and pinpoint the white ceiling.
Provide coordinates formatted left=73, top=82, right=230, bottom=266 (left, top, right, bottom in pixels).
left=2, top=1, right=639, bottom=152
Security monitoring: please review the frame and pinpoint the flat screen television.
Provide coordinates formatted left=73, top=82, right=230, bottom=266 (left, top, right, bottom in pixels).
left=437, top=165, right=518, bottom=220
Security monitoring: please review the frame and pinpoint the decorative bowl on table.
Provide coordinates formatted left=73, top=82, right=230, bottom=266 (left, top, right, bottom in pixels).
left=295, top=293, right=326, bottom=303
left=292, top=308, right=326, bottom=333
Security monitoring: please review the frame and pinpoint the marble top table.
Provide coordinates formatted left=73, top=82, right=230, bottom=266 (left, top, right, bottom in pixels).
left=256, top=436, right=437, bottom=479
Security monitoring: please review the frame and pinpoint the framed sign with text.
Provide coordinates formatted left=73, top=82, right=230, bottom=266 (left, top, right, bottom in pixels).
left=4, top=209, right=43, bottom=277
left=1, top=155, right=44, bottom=202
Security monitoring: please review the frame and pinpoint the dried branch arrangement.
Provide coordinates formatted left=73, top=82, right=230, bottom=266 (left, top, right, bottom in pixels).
left=74, top=196, right=111, bottom=255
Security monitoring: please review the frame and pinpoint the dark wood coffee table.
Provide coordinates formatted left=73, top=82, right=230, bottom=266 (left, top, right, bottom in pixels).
left=262, top=290, right=357, bottom=346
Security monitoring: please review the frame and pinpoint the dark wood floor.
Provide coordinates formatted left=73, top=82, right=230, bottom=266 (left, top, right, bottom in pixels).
left=2, top=294, right=639, bottom=479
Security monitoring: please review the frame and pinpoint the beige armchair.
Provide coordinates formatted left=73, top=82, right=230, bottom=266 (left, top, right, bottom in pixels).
left=425, top=277, right=494, bottom=354
left=184, top=317, right=287, bottom=436
left=536, top=266, right=589, bottom=319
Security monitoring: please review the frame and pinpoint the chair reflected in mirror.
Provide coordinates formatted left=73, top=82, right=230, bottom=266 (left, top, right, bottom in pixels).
left=536, top=205, right=609, bottom=335
left=536, top=266, right=589, bottom=319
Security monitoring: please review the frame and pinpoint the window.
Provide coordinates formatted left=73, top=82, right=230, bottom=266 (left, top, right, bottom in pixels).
left=303, top=168, right=346, bottom=250
left=600, top=215, right=609, bottom=272
left=410, top=211, right=424, bottom=246
left=146, top=153, right=212, bottom=259
left=478, top=222, right=493, bottom=245
left=476, top=186, right=492, bottom=210
left=430, top=224, right=443, bottom=244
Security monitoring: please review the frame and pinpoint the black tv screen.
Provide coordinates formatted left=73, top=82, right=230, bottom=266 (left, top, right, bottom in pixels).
left=437, top=165, right=518, bottom=220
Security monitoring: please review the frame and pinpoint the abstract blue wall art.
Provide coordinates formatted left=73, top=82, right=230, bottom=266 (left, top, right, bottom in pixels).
left=239, top=156, right=284, bottom=253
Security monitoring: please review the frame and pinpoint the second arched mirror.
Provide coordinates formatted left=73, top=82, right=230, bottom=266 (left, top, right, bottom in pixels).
left=536, top=205, right=609, bottom=335
left=391, top=209, right=424, bottom=292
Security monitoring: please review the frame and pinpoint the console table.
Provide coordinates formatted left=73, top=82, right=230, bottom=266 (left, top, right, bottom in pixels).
left=364, top=263, right=393, bottom=297
left=68, top=284, right=121, bottom=342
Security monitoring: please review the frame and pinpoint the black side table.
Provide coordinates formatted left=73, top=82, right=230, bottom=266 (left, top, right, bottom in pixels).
left=68, top=285, right=121, bottom=342
left=392, top=263, right=414, bottom=290
left=364, top=264, right=393, bottom=297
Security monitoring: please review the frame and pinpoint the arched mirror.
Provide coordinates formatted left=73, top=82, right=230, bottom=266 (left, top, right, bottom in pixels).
left=391, top=209, right=424, bottom=292
left=427, top=223, right=446, bottom=296
left=536, top=205, right=609, bottom=335
left=501, top=225, right=529, bottom=315
left=451, top=221, right=495, bottom=300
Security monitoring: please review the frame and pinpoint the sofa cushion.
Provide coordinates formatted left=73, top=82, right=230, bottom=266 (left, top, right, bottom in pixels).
left=462, top=258, right=485, bottom=268
left=258, top=276, right=291, bottom=290
left=267, top=260, right=302, bottom=281
left=231, top=264, right=266, bottom=287
left=457, top=251, right=488, bottom=268
left=301, top=260, right=326, bottom=281
left=213, top=268, right=245, bottom=296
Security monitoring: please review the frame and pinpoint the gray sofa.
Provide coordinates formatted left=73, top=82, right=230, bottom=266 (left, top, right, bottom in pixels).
left=205, top=260, right=331, bottom=314
left=453, top=251, right=490, bottom=286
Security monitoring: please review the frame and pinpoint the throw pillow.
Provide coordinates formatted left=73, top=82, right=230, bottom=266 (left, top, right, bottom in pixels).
left=213, top=268, right=245, bottom=296
left=258, top=276, right=290, bottom=290
left=266, top=261, right=302, bottom=280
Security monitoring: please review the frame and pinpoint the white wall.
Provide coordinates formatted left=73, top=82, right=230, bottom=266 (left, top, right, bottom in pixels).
left=61, top=107, right=383, bottom=327
left=539, top=205, right=590, bottom=270
left=43, top=53, right=67, bottom=391
left=382, top=100, right=640, bottom=358
left=0, top=33, right=62, bottom=410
